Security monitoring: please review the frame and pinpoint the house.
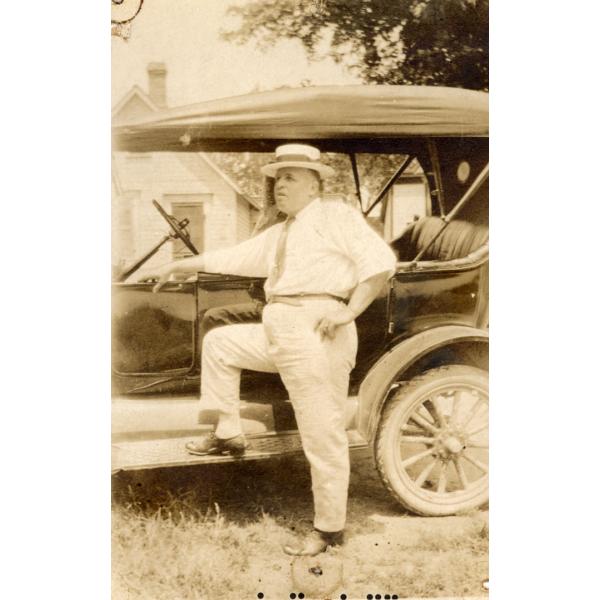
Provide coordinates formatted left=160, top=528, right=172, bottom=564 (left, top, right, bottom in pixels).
left=112, top=63, right=260, bottom=275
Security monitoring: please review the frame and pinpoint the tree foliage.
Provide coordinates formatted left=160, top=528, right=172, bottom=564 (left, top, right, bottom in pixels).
left=223, top=0, right=488, bottom=91
left=209, top=151, right=410, bottom=211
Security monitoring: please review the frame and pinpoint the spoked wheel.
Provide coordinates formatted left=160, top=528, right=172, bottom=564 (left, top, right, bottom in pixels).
left=375, top=365, right=488, bottom=516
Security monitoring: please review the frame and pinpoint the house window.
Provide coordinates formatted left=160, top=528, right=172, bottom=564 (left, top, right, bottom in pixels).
left=165, top=194, right=210, bottom=258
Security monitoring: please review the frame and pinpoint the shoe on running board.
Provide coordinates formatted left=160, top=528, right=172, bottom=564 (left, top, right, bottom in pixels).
left=185, top=433, right=249, bottom=456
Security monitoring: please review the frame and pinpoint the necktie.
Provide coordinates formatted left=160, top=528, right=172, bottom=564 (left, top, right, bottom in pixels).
left=272, top=216, right=295, bottom=283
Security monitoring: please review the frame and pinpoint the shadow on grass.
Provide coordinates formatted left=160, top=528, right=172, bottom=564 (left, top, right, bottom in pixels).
left=112, top=449, right=403, bottom=533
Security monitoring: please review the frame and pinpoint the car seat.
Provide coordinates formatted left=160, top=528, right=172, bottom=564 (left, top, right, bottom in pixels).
left=391, top=216, right=489, bottom=262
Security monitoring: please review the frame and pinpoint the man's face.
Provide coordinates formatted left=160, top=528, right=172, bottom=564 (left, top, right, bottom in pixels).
left=274, top=167, right=319, bottom=216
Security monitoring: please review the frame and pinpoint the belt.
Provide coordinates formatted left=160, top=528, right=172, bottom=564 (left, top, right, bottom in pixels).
left=268, top=293, right=346, bottom=306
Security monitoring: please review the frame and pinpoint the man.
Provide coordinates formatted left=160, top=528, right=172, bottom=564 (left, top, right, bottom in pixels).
left=146, top=144, right=397, bottom=555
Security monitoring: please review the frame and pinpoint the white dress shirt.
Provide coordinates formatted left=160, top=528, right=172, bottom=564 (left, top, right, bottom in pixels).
left=203, top=198, right=397, bottom=299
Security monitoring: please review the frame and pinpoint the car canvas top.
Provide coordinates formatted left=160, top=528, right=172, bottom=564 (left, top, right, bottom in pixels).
left=113, top=85, right=489, bottom=154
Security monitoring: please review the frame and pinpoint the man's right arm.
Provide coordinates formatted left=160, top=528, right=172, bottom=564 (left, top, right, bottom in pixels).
left=141, top=226, right=276, bottom=292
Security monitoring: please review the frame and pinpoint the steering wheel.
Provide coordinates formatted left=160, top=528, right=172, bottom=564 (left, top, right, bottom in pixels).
left=153, top=199, right=200, bottom=255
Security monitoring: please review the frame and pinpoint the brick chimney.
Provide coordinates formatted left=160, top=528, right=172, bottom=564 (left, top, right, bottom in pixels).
left=147, top=62, right=167, bottom=108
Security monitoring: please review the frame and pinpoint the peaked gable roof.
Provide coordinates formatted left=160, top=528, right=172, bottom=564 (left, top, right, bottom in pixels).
left=112, top=85, right=159, bottom=121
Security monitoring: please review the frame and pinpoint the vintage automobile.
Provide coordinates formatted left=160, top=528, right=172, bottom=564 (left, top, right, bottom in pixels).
left=111, top=85, right=489, bottom=517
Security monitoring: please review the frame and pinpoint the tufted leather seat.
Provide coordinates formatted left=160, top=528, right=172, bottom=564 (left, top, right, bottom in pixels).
left=391, top=216, right=489, bottom=262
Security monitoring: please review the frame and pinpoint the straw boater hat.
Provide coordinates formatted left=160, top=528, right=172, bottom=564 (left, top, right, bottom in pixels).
left=261, top=144, right=335, bottom=179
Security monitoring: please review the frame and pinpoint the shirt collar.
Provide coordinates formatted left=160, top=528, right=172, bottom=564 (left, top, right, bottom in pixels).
left=292, top=197, right=321, bottom=223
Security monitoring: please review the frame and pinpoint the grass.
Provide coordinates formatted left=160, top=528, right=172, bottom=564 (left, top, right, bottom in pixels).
left=112, top=450, right=488, bottom=599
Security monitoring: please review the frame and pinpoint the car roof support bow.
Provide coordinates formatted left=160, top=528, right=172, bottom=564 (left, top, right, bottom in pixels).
left=349, top=153, right=363, bottom=210
left=365, top=155, right=414, bottom=216
left=427, top=139, right=446, bottom=216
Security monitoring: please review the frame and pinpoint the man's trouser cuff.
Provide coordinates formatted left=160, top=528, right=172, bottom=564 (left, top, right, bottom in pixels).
left=214, top=413, right=243, bottom=439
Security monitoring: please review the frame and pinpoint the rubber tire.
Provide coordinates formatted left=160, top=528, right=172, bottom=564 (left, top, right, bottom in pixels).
left=375, top=364, right=488, bottom=516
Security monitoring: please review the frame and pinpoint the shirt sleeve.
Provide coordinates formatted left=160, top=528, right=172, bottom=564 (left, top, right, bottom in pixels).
left=202, top=226, right=275, bottom=278
left=328, top=203, right=397, bottom=283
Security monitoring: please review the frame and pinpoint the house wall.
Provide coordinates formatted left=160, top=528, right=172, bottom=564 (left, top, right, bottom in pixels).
left=112, top=152, right=250, bottom=276
left=236, top=193, right=252, bottom=242
left=192, top=155, right=238, bottom=250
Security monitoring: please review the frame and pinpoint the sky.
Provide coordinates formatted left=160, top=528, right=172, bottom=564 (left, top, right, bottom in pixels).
left=111, top=0, right=359, bottom=108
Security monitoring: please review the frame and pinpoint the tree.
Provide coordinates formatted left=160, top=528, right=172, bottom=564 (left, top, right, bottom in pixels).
left=222, top=0, right=488, bottom=91
left=210, top=150, right=410, bottom=212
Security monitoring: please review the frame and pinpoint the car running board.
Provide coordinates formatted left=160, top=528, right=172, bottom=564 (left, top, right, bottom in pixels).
left=112, top=429, right=368, bottom=474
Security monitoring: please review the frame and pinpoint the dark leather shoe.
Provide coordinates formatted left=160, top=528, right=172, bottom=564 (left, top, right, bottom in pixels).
left=185, top=433, right=249, bottom=457
left=283, top=529, right=344, bottom=556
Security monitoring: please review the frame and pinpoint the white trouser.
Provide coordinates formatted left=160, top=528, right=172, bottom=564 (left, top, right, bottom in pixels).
left=200, top=299, right=358, bottom=532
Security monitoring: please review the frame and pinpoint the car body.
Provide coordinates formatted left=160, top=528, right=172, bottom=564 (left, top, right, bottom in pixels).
left=111, top=85, right=489, bottom=516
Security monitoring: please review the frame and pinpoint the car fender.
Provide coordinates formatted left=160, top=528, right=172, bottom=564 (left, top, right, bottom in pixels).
left=357, top=325, right=489, bottom=441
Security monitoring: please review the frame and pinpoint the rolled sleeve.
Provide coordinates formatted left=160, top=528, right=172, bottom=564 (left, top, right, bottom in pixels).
left=203, top=227, right=273, bottom=278
left=330, top=204, right=397, bottom=283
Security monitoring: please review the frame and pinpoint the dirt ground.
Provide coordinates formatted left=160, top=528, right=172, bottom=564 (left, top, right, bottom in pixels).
left=112, top=447, right=488, bottom=599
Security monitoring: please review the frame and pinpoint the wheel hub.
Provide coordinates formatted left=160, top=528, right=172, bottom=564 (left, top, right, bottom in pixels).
left=432, top=428, right=466, bottom=459
left=443, top=436, right=464, bottom=454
